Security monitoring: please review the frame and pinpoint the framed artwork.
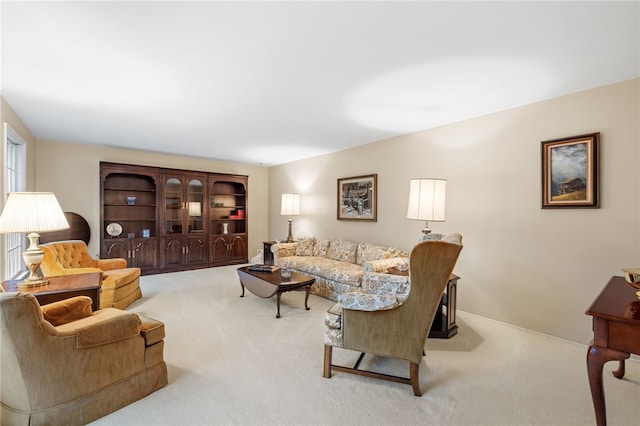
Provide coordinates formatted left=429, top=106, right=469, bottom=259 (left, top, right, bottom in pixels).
left=337, top=174, right=377, bottom=221
left=541, top=132, right=599, bottom=208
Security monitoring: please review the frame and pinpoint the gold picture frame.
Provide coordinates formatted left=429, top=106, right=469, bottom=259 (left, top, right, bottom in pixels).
left=541, top=133, right=599, bottom=208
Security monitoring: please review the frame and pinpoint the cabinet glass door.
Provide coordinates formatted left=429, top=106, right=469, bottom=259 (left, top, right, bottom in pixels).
left=165, top=177, right=183, bottom=234
left=188, top=178, right=204, bottom=234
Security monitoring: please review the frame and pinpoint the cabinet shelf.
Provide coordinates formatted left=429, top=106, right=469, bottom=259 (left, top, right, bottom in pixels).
left=104, top=187, right=156, bottom=193
left=104, top=204, right=157, bottom=207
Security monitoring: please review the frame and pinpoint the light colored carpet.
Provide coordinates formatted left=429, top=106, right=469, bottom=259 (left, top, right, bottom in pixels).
left=91, top=266, right=639, bottom=425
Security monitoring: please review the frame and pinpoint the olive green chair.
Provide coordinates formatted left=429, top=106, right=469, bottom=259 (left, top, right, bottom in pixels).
left=323, top=234, right=463, bottom=396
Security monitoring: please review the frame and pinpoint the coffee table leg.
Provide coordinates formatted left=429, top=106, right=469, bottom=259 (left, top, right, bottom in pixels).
left=240, top=282, right=245, bottom=297
left=276, top=293, right=282, bottom=318
left=304, top=285, right=311, bottom=310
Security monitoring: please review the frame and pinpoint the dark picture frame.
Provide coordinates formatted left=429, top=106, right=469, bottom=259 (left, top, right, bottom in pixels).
left=337, top=174, right=377, bottom=221
left=541, top=132, right=599, bottom=208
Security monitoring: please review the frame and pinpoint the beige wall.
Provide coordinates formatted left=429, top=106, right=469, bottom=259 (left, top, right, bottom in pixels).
left=0, top=98, right=37, bottom=280
left=33, top=142, right=269, bottom=259
left=1, top=98, right=36, bottom=191
left=269, top=79, right=640, bottom=344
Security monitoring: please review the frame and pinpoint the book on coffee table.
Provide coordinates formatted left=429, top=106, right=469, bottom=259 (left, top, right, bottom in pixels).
left=248, top=264, right=281, bottom=273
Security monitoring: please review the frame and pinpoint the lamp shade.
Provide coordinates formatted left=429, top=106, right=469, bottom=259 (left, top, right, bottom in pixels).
left=280, top=193, right=300, bottom=216
left=0, top=192, right=69, bottom=233
left=406, top=179, right=446, bottom=222
left=188, top=201, right=202, bottom=217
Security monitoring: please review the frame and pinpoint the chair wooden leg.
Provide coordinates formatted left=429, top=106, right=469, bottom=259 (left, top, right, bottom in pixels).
left=410, top=362, right=422, bottom=397
left=323, top=345, right=333, bottom=378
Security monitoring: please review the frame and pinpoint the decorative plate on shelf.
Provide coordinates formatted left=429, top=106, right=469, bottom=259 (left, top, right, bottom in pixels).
left=106, top=222, right=123, bottom=237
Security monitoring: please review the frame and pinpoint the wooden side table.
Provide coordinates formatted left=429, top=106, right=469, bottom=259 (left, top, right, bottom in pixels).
left=585, top=276, right=640, bottom=426
left=429, top=274, right=460, bottom=338
left=2, top=272, right=102, bottom=311
left=263, top=241, right=277, bottom=266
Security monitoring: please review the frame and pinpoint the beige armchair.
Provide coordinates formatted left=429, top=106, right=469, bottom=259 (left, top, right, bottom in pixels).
left=0, top=292, right=168, bottom=425
left=323, top=234, right=463, bottom=396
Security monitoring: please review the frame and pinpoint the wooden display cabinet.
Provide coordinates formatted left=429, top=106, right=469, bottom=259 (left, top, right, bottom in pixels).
left=100, top=163, right=160, bottom=275
left=101, top=162, right=248, bottom=274
left=160, top=171, right=208, bottom=272
left=208, top=175, right=248, bottom=266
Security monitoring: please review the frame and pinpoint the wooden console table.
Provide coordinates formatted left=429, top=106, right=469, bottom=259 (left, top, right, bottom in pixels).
left=585, top=275, right=640, bottom=426
left=2, top=272, right=102, bottom=311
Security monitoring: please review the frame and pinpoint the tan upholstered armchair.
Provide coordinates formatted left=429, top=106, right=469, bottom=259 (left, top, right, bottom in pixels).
left=0, top=292, right=168, bottom=425
left=323, top=233, right=463, bottom=396
left=40, top=240, right=142, bottom=309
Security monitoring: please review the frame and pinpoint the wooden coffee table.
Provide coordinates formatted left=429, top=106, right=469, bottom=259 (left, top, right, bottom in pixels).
left=237, top=266, right=315, bottom=318
left=1, top=272, right=102, bottom=311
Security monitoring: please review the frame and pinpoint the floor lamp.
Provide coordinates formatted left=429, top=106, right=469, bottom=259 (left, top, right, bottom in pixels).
left=0, top=192, right=69, bottom=288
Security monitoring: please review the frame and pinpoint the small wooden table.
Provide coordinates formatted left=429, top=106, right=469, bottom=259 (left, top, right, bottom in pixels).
left=263, top=241, right=277, bottom=266
left=585, top=275, right=640, bottom=426
left=2, top=272, right=102, bottom=311
left=237, top=266, right=314, bottom=318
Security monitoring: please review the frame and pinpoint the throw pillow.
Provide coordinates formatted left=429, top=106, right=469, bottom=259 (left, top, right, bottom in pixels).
left=313, top=238, right=330, bottom=257
left=42, top=296, right=93, bottom=326
left=327, top=240, right=358, bottom=264
left=295, top=237, right=316, bottom=256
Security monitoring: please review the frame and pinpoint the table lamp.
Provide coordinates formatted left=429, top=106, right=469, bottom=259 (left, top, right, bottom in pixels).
left=0, top=192, right=69, bottom=288
left=406, top=178, right=446, bottom=240
left=280, top=193, right=300, bottom=243
left=188, top=201, right=202, bottom=231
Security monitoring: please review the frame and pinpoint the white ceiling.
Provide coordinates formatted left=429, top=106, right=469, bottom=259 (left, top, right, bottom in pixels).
left=1, top=1, right=638, bottom=166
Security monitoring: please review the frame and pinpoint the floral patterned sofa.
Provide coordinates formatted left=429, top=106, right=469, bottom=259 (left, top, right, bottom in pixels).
left=270, top=238, right=410, bottom=302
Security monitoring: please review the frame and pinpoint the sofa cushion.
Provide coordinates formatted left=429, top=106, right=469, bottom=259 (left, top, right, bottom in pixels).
left=295, top=237, right=316, bottom=256
left=55, top=308, right=142, bottom=348
left=313, top=238, right=330, bottom=257
left=326, top=240, right=358, bottom=264
left=278, top=256, right=364, bottom=287
left=101, top=268, right=141, bottom=290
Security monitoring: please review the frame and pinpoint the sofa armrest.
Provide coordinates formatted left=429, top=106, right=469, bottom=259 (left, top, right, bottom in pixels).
left=271, top=243, right=297, bottom=263
left=340, top=291, right=406, bottom=311
left=97, top=258, right=128, bottom=270
left=55, top=308, right=142, bottom=348
left=363, top=257, right=409, bottom=273
left=362, top=272, right=410, bottom=296
left=41, top=296, right=93, bottom=326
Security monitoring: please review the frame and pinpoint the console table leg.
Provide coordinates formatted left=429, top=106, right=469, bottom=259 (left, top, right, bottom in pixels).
left=612, top=360, right=626, bottom=379
left=587, top=345, right=629, bottom=426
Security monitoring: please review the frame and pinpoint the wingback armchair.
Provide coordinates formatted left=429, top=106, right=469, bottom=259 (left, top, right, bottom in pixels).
left=40, top=240, right=142, bottom=309
left=323, top=233, right=463, bottom=396
left=0, top=292, right=168, bottom=425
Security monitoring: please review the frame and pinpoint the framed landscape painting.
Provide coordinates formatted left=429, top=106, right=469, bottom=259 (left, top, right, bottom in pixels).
left=541, top=133, right=599, bottom=208
left=337, top=174, right=377, bottom=221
